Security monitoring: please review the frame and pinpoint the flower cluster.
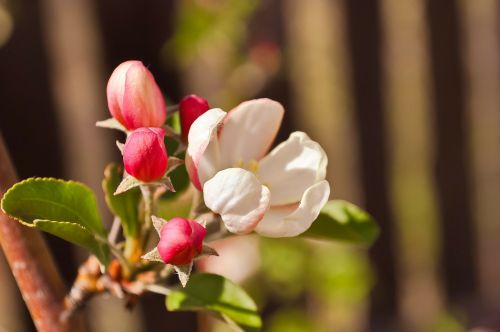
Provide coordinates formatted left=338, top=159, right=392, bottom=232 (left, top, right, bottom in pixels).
left=0, top=53, right=378, bottom=331
left=107, top=61, right=169, bottom=182
left=104, top=60, right=330, bottom=267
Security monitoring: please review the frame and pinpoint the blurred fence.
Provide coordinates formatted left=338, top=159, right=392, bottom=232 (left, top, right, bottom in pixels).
left=1, top=0, right=500, bottom=331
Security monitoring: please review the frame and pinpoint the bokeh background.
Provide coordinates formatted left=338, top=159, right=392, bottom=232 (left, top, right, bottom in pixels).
left=0, top=0, right=499, bottom=331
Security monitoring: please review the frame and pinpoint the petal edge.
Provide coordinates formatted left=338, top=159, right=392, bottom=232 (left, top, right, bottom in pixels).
left=186, top=108, right=226, bottom=190
left=255, top=180, right=330, bottom=237
left=218, top=98, right=284, bottom=168
left=203, top=168, right=271, bottom=234
left=257, top=131, right=328, bottom=205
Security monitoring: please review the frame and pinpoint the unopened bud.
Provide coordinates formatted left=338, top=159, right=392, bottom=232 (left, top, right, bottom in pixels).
left=157, top=218, right=206, bottom=265
left=107, top=60, right=166, bottom=130
left=179, top=94, right=210, bottom=141
left=123, top=127, right=168, bottom=182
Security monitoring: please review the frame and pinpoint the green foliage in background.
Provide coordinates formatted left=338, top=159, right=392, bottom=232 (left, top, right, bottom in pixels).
left=302, top=200, right=379, bottom=246
left=167, top=273, right=262, bottom=332
left=166, top=0, right=259, bottom=62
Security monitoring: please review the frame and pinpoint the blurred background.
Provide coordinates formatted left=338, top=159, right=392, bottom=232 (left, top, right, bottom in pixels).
left=0, top=0, right=499, bottom=331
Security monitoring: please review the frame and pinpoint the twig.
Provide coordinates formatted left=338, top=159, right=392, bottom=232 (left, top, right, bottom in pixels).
left=0, top=134, right=81, bottom=332
left=60, top=256, right=101, bottom=323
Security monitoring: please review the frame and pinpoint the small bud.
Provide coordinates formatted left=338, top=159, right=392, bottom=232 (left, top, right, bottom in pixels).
left=157, top=218, right=206, bottom=265
left=123, top=127, right=168, bottom=182
left=107, top=60, right=166, bottom=130
left=179, top=94, right=210, bottom=141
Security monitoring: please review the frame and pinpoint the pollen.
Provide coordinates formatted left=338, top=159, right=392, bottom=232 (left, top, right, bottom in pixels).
left=234, top=159, right=260, bottom=173
left=235, top=159, right=245, bottom=168
left=248, top=160, right=259, bottom=173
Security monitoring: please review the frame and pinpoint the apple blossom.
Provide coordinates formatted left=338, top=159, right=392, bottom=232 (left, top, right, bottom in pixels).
left=157, top=217, right=206, bottom=265
left=186, top=98, right=330, bottom=237
left=107, top=60, right=166, bottom=130
left=123, top=127, right=168, bottom=182
left=179, top=94, right=210, bottom=142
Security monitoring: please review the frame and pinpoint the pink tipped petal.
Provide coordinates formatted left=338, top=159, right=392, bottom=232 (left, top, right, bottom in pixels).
left=106, top=60, right=139, bottom=126
left=122, top=62, right=166, bottom=129
left=257, top=132, right=328, bottom=205
left=255, top=180, right=330, bottom=237
left=186, top=108, right=226, bottom=189
left=218, top=99, right=284, bottom=168
left=203, top=168, right=271, bottom=234
left=185, top=154, right=202, bottom=191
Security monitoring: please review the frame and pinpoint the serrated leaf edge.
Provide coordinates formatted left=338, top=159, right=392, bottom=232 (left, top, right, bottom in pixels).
left=1, top=177, right=102, bottom=229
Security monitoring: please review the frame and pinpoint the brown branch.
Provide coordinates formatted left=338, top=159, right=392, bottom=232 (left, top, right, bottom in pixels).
left=0, top=134, right=80, bottom=332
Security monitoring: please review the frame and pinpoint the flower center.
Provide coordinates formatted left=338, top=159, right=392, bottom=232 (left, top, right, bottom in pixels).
left=234, top=159, right=260, bottom=173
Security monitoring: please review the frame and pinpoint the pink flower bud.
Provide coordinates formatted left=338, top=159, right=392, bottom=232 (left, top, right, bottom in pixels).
left=157, top=218, right=206, bottom=265
left=179, top=94, right=210, bottom=141
left=123, top=127, right=168, bottom=182
left=107, top=60, right=166, bottom=130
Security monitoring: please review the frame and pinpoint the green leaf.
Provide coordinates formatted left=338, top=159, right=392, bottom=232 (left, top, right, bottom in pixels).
left=166, top=273, right=262, bottom=332
left=102, top=164, right=141, bottom=237
left=1, top=177, right=109, bottom=264
left=301, top=200, right=379, bottom=246
left=1, top=178, right=105, bottom=233
left=167, top=111, right=181, bottom=134
left=34, top=220, right=108, bottom=264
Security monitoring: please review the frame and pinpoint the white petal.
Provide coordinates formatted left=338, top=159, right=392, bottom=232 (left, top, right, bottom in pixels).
left=203, top=168, right=271, bottom=234
left=218, top=99, right=284, bottom=168
left=255, top=180, right=330, bottom=237
left=186, top=108, right=226, bottom=189
left=257, top=132, right=328, bottom=205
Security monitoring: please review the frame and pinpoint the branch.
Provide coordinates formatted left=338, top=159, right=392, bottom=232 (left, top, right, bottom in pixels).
left=0, top=134, right=82, bottom=332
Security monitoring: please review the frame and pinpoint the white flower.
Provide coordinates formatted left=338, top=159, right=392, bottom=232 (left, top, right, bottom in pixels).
left=186, top=98, right=330, bottom=237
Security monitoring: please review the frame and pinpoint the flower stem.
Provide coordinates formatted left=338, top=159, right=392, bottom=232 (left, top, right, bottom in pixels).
left=189, top=188, right=207, bottom=219
left=95, top=235, right=131, bottom=277
left=107, top=217, right=121, bottom=244
left=140, top=185, right=154, bottom=251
